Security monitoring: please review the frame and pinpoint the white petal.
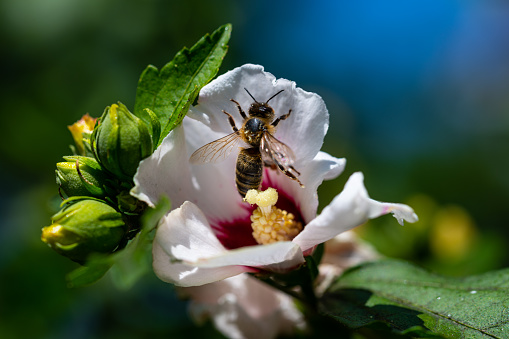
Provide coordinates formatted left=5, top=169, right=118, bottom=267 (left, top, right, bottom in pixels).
left=152, top=201, right=304, bottom=285
left=192, top=242, right=305, bottom=274
left=275, top=84, right=329, bottom=166
left=156, top=201, right=227, bottom=261
left=183, top=274, right=305, bottom=339
left=152, top=201, right=249, bottom=286
left=265, top=151, right=345, bottom=223
left=190, top=64, right=329, bottom=165
left=131, top=123, right=191, bottom=207
left=292, top=172, right=418, bottom=252
left=153, top=241, right=247, bottom=287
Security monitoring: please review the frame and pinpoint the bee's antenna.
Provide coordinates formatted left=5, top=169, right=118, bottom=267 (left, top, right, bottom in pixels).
left=244, top=88, right=259, bottom=103
left=266, top=89, right=285, bottom=104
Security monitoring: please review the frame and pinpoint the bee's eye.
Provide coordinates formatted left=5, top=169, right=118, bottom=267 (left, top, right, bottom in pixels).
left=261, top=106, right=272, bottom=114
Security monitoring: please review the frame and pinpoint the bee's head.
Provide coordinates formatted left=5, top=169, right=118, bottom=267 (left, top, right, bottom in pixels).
left=244, top=88, right=283, bottom=119
left=249, top=102, right=274, bottom=118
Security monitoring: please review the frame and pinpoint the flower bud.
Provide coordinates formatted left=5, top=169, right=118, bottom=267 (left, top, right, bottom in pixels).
left=68, top=114, right=97, bottom=156
left=92, top=103, right=153, bottom=181
left=41, top=199, right=126, bottom=262
left=56, top=156, right=110, bottom=198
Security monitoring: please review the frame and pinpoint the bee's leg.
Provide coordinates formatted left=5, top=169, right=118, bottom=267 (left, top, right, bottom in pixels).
left=230, top=99, right=248, bottom=119
left=263, top=160, right=277, bottom=171
left=222, top=110, right=239, bottom=132
left=288, top=164, right=301, bottom=176
left=272, top=109, right=292, bottom=127
left=276, top=161, right=304, bottom=187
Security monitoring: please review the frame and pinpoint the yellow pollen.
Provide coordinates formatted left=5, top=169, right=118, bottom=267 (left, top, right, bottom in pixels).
left=244, top=188, right=303, bottom=245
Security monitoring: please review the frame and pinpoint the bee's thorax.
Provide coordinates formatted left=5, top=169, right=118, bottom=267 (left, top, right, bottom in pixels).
left=242, top=118, right=265, bottom=146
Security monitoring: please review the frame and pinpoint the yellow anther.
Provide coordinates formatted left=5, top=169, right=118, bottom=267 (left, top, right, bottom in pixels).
left=255, top=187, right=278, bottom=207
left=244, top=189, right=259, bottom=204
left=247, top=187, right=303, bottom=245
left=244, top=188, right=278, bottom=217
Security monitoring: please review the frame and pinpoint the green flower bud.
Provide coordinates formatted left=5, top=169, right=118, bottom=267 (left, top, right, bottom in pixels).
left=92, top=102, right=153, bottom=181
left=41, top=199, right=126, bottom=263
left=56, top=156, right=110, bottom=198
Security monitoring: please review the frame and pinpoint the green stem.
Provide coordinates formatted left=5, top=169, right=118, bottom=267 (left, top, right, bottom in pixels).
left=256, top=275, right=307, bottom=303
left=300, top=277, right=318, bottom=312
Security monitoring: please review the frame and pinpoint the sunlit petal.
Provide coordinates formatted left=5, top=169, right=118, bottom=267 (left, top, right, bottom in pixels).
left=293, top=172, right=418, bottom=252
left=265, top=151, right=346, bottom=223
left=193, top=241, right=304, bottom=273
left=153, top=241, right=248, bottom=287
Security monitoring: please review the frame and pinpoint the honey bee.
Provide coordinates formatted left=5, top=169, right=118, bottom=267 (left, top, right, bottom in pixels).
left=190, top=88, right=303, bottom=197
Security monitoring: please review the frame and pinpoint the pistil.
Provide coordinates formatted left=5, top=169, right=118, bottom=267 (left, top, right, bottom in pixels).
left=244, top=188, right=303, bottom=245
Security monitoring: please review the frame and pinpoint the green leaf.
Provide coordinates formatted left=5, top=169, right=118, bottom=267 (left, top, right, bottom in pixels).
left=66, top=196, right=171, bottom=288
left=66, top=262, right=112, bottom=288
left=320, top=259, right=509, bottom=338
left=134, top=24, right=231, bottom=145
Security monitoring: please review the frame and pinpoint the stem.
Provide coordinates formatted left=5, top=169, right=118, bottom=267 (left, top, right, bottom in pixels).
left=254, top=267, right=319, bottom=312
left=300, top=277, right=318, bottom=312
left=256, top=275, right=307, bottom=303
left=116, top=213, right=141, bottom=251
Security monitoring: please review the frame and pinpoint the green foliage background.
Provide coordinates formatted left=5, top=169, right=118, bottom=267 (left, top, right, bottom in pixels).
left=1, top=1, right=508, bottom=338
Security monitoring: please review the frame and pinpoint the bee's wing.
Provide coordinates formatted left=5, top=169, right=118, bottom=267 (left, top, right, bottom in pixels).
left=189, top=132, right=243, bottom=164
left=261, top=132, right=303, bottom=186
left=260, top=132, right=296, bottom=168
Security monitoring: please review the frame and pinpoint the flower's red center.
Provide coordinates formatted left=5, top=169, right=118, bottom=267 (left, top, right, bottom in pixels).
left=210, top=169, right=304, bottom=250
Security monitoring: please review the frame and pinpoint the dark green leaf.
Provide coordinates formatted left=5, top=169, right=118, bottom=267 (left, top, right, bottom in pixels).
left=320, top=259, right=509, bottom=338
left=66, top=196, right=171, bottom=288
left=134, top=24, right=231, bottom=144
left=158, top=86, right=200, bottom=140
left=66, top=262, right=111, bottom=288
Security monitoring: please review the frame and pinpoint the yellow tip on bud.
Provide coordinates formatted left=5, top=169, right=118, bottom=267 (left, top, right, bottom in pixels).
left=68, top=113, right=97, bottom=156
left=68, top=114, right=96, bottom=137
left=41, top=225, right=64, bottom=243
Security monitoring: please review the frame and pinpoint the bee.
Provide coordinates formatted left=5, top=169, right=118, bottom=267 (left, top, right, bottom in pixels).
left=190, top=88, right=303, bottom=197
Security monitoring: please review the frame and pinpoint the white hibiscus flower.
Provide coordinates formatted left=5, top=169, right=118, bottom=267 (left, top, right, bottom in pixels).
left=131, top=64, right=418, bottom=287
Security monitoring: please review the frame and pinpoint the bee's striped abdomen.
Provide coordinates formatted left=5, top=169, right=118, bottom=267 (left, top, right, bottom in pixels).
left=235, top=148, right=263, bottom=197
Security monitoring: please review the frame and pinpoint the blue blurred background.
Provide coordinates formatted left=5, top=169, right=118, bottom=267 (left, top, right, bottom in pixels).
left=1, top=0, right=509, bottom=337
